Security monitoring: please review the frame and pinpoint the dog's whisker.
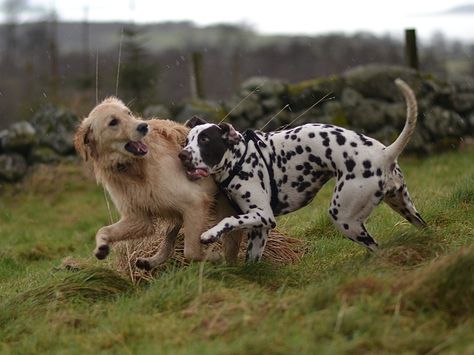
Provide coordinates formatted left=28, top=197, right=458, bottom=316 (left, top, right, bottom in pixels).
left=102, top=186, right=115, bottom=224
left=218, top=84, right=263, bottom=124
left=125, top=241, right=136, bottom=285
left=95, top=49, right=99, bottom=104
left=259, top=104, right=290, bottom=131
left=126, top=98, right=137, bottom=107
left=95, top=42, right=116, bottom=228
left=97, top=41, right=116, bottom=226
left=115, top=27, right=124, bottom=97
left=278, top=93, right=334, bottom=131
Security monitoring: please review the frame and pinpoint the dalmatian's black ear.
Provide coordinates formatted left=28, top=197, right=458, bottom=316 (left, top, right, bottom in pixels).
left=218, top=123, right=241, bottom=145
left=185, top=116, right=208, bottom=128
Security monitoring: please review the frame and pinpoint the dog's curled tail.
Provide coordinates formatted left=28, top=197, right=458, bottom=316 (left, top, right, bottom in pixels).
left=383, top=78, right=418, bottom=163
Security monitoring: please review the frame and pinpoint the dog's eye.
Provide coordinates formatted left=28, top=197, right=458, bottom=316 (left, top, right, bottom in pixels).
left=109, top=117, right=119, bottom=126
left=127, top=111, right=132, bottom=116
left=199, top=135, right=210, bottom=144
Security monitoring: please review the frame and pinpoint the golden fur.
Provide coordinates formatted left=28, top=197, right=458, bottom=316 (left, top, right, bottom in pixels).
left=74, top=97, right=241, bottom=268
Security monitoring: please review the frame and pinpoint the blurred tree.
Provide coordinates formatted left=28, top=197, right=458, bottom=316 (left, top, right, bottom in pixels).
left=1, top=0, right=29, bottom=68
left=470, top=44, right=474, bottom=77
left=1, top=0, right=29, bottom=18
left=47, top=9, right=59, bottom=101
left=119, top=25, right=158, bottom=110
left=212, top=24, right=252, bottom=91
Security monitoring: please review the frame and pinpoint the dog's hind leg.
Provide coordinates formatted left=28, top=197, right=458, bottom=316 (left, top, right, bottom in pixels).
left=222, top=230, right=243, bottom=264
left=245, top=228, right=270, bottom=262
left=136, top=223, right=182, bottom=271
left=182, top=203, right=221, bottom=262
left=384, top=185, right=427, bottom=228
left=383, top=165, right=427, bottom=229
left=215, top=193, right=243, bottom=264
left=329, top=179, right=382, bottom=251
left=332, top=220, right=379, bottom=251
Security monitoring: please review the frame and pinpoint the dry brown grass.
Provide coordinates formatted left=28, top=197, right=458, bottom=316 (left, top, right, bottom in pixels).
left=338, top=276, right=385, bottom=302
left=377, top=244, right=434, bottom=267
left=113, top=228, right=306, bottom=283
left=375, top=229, right=443, bottom=268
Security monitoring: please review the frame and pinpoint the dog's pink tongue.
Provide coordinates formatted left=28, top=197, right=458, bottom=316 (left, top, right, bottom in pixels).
left=189, top=168, right=209, bottom=179
left=136, top=141, right=148, bottom=154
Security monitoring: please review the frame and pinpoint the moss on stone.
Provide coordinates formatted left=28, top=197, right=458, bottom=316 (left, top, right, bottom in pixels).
left=287, top=79, right=320, bottom=97
left=330, top=111, right=349, bottom=127
left=176, top=100, right=227, bottom=123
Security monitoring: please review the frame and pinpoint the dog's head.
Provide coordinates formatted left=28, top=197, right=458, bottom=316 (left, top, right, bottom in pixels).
left=179, top=116, right=241, bottom=180
left=74, top=97, right=149, bottom=163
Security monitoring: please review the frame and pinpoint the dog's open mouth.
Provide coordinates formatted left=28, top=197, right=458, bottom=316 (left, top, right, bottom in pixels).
left=125, top=141, right=148, bottom=156
left=186, top=167, right=210, bottom=180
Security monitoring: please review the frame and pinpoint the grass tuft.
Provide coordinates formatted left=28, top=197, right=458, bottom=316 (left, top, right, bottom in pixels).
left=404, top=246, right=474, bottom=322
left=0, top=267, right=132, bottom=327
left=17, top=244, right=56, bottom=261
left=449, top=174, right=474, bottom=205
left=23, top=267, right=132, bottom=303
left=137, top=265, right=205, bottom=312
left=378, top=229, right=443, bottom=267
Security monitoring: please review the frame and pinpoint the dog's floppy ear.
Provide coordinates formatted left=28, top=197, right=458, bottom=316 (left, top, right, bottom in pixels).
left=74, top=120, right=98, bottom=161
left=185, top=116, right=208, bottom=129
left=218, top=123, right=241, bottom=145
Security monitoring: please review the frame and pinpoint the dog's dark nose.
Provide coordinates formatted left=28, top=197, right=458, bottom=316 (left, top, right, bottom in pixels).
left=137, top=123, right=148, bottom=135
left=178, top=150, right=192, bottom=163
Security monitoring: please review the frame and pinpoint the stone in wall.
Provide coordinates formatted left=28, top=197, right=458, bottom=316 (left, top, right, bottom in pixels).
left=0, top=154, right=28, bottom=182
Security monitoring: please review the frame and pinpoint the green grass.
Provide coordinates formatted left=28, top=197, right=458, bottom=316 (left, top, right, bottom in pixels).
left=0, top=148, right=473, bottom=354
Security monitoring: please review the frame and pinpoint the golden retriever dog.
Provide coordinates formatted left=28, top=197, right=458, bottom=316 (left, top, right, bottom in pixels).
left=74, top=97, right=241, bottom=269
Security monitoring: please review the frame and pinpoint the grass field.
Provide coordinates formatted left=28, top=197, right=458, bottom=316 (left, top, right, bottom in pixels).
left=0, top=148, right=473, bottom=354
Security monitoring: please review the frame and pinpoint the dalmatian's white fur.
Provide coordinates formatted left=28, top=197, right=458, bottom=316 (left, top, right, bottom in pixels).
left=179, top=79, right=427, bottom=262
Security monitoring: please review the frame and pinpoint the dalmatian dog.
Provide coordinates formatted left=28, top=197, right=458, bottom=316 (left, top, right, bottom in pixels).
left=179, top=79, right=427, bottom=262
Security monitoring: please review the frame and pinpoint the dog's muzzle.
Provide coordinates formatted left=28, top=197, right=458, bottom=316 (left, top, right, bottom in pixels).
left=123, top=123, right=149, bottom=157
left=125, top=141, right=148, bottom=156
left=178, top=149, right=192, bottom=165
left=179, top=149, right=209, bottom=179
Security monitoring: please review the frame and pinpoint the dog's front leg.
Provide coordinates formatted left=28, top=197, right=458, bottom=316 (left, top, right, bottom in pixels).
left=245, top=228, right=271, bottom=262
left=200, top=208, right=276, bottom=245
left=94, top=217, right=154, bottom=260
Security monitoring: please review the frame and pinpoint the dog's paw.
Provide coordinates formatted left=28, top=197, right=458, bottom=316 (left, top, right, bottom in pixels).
left=136, top=258, right=153, bottom=271
left=200, top=230, right=218, bottom=244
left=94, top=244, right=109, bottom=260
left=367, top=243, right=379, bottom=253
left=204, top=249, right=223, bottom=262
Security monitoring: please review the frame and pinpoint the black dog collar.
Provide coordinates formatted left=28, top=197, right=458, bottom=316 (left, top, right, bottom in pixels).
left=218, top=130, right=279, bottom=212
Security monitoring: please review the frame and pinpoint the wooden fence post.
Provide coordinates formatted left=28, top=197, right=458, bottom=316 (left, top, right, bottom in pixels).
left=405, top=28, right=419, bottom=70
left=190, top=51, right=205, bottom=100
